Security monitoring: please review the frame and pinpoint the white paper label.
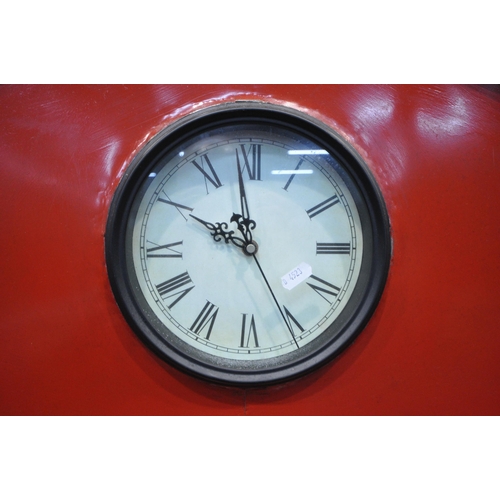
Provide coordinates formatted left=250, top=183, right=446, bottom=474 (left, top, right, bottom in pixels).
left=281, top=262, right=312, bottom=290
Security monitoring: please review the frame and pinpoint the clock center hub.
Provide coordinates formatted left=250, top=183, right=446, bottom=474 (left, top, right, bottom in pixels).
left=243, top=241, right=258, bottom=256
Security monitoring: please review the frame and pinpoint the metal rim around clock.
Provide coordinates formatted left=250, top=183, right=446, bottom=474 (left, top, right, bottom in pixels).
left=105, top=101, right=391, bottom=386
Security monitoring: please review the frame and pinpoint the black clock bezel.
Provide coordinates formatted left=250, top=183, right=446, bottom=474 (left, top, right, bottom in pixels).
left=105, top=101, right=391, bottom=387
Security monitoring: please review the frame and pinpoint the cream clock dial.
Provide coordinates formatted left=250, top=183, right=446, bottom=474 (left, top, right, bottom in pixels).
left=106, top=103, right=390, bottom=386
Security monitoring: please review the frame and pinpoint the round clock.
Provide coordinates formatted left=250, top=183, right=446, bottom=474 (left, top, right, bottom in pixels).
left=105, top=102, right=391, bottom=386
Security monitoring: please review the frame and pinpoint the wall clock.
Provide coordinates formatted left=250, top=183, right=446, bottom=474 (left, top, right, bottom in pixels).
left=105, top=102, right=391, bottom=386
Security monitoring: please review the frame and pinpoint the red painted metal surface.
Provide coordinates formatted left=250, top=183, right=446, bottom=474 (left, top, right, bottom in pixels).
left=1, top=84, right=499, bottom=415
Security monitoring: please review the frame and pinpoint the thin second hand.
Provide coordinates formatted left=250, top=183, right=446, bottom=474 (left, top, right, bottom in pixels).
left=252, top=254, right=299, bottom=349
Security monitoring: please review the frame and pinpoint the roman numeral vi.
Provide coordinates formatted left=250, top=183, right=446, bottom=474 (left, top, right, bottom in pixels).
left=240, top=314, right=259, bottom=348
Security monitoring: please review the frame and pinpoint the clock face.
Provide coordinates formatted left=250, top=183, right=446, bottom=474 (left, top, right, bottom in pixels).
left=106, top=103, right=391, bottom=386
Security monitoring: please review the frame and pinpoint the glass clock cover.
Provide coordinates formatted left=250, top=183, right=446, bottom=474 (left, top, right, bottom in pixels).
left=105, top=102, right=391, bottom=386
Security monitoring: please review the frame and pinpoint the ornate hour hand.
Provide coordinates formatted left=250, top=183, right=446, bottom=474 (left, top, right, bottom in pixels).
left=190, top=214, right=258, bottom=256
left=190, top=214, right=254, bottom=252
left=189, top=214, right=236, bottom=244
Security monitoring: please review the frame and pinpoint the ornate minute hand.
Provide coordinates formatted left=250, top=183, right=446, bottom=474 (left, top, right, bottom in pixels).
left=236, top=149, right=250, bottom=220
left=231, top=149, right=256, bottom=246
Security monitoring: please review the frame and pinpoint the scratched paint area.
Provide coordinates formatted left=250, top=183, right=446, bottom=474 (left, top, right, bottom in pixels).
left=0, top=85, right=499, bottom=415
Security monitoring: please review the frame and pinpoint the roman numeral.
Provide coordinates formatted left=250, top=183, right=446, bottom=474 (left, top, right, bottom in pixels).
left=240, top=144, right=262, bottom=180
left=282, top=306, right=305, bottom=336
left=306, top=195, right=339, bottom=219
left=192, top=154, right=222, bottom=192
left=157, top=194, right=194, bottom=221
left=307, top=275, right=341, bottom=304
left=146, top=241, right=183, bottom=258
left=190, top=301, right=219, bottom=340
left=283, top=158, right=305, bottom=191
left=240, top=314, right=259, bottom=348
left=156, top=272, right=194, bottom=308
left=316, top=242, right=351, bottom=255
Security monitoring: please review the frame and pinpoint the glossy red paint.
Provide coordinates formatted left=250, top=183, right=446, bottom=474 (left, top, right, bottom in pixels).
left=1, top=84, right=499, bottom=415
